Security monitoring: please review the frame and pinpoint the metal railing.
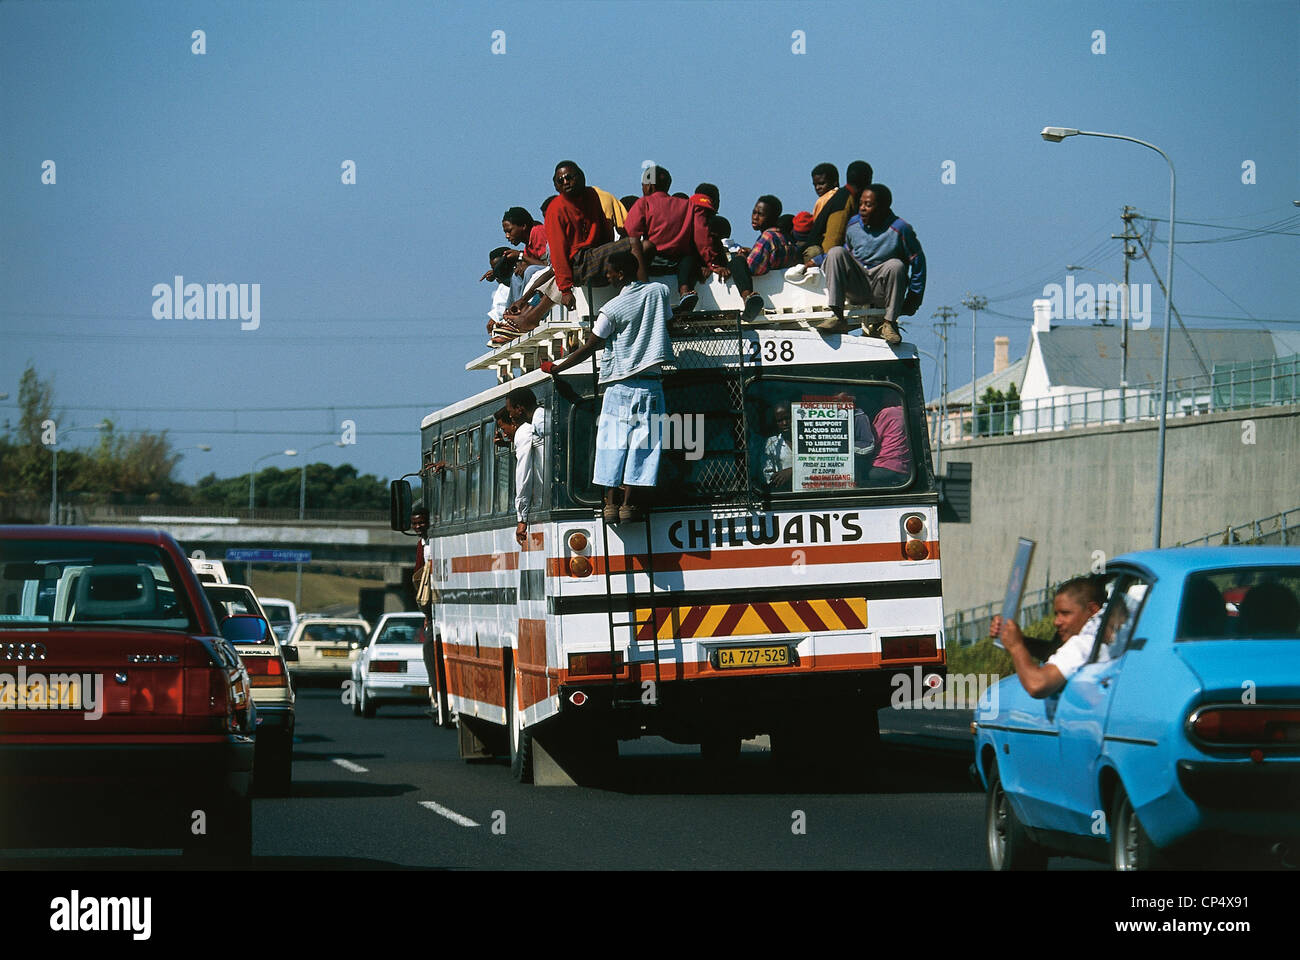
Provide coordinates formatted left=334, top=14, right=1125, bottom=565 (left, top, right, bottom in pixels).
left=929, top=354, right=1299, bottom=442
left=945, top=504, right=1300, bottom=646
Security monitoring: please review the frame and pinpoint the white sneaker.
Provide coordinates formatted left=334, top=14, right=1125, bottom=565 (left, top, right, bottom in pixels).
left=784, top=264, right=807, bottom=281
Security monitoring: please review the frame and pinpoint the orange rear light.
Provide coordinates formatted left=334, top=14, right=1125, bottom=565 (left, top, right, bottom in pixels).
left=881, top=635, right=938, bottom=661
left=568, top=531, right=588, bottom=552
left=568, top=652, right=623, bottom=676
left=904, top=539, right=929, bottom=560
left=904, top=514, right=924, bottom=535
left=569, top=555, right=592, bottom=578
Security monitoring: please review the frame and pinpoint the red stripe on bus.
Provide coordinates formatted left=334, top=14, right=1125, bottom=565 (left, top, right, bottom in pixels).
left=789, top=599, right=828, bottom=632
left=825, top=597, right=864, bottom=629
left=453, top=552, right=519, bottom=573
left=545, top=540, right=939, bottom=577
left=713, top=603, right=748, bottom=637
left=752, top=601, right=790, bottom=634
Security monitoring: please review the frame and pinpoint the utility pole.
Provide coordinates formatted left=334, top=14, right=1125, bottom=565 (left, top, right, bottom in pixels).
left=961, top=294, right=987, bottom=438
left=932, top=307, right=957, bottom=469
left=1112, top=206, right=1141, bottom=408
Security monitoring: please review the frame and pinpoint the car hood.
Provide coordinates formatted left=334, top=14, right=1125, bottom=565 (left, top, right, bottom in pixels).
left=1175, top=640, right=1300, bottom=698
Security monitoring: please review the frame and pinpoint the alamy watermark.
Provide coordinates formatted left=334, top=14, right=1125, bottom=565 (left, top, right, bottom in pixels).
left=151, top=275, right=261, bottom=330
left=0, top=668, right=103, bottom=720
left=597, top=411, right=704, bottom=460
left=1041, top=276, right=1151, bottom=329
left=889, top=666, right=1000, bottom=715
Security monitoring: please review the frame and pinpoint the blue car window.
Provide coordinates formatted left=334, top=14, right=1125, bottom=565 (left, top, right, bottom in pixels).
left=1091, top=575, right=1149, bottom=661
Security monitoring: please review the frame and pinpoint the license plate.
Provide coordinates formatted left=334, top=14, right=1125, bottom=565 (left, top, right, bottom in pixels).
left=0, top=678, right=80, bottom=708
left=321, top=648, right=348, bottom=658
left=714, top=645, right=790, bottom=670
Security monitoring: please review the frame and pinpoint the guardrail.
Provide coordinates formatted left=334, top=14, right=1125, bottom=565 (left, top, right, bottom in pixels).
left=929, top=354, right=1299, bottom=441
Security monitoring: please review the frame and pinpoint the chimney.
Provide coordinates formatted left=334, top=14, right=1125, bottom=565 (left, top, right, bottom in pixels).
left=994, top=336, right=1010, bottom=375
left=1032, top=299, right=1052, bottom=334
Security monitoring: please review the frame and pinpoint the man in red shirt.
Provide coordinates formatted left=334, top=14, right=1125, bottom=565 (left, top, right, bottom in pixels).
left=506, top=161, right=646, bottom=332
left=624, top=163, right=718, bottom=312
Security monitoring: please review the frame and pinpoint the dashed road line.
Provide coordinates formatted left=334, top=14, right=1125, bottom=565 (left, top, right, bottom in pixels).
left=332, top=758, right=369, bottom=773
left=419, top=800, right=480, bottom=828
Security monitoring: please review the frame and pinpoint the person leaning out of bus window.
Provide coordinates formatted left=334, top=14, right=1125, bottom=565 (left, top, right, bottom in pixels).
left=541, top=249, right=674, bottom=526
left=818, top=183, right=925, bottom=344
left=864, top=389, right=911, bottom=486
left=761, top=403, right=794, bottom=492
left=494, top=405, right=540, bottom=546
left=989, top=576, right=1107, bottom=699
left=411, top=506, right=433, bottom=627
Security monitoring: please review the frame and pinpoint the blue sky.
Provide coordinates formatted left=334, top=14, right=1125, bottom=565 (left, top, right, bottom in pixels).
left=2, top=0, right=1296, bottom=486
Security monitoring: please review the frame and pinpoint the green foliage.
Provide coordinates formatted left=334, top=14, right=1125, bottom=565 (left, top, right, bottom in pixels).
left=192, top=462, right=387, bottom=511
left=947, top=609, right=1055, bottom=679
left=970, top=383, right=1020, bottom=437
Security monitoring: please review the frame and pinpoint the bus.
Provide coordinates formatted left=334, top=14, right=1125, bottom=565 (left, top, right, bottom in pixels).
left=390, top=273, right=945, bottom=783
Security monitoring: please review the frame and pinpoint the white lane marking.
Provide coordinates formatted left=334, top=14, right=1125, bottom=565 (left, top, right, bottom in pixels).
left=333, top=758, right=369, bottom=773
left=419, top=800, right=480, bottom=828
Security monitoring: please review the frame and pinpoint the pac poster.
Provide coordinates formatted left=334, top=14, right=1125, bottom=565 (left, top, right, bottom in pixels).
left=792, top=398, right=854, bottom=491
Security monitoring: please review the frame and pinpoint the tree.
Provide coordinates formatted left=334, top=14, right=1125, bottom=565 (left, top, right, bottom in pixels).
left=973, top=384, right=1021, bottom=437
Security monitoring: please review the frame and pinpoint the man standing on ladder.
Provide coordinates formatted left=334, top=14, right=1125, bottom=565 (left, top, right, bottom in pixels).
left=543, top=249, right=673, bottom=525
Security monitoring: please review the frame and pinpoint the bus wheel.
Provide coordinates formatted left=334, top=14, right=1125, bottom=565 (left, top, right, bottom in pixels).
left=507, top=670, right=533, bottom=783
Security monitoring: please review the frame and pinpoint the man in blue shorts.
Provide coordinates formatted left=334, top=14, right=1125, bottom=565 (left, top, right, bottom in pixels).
left=543, top=249, right=673, bottom=524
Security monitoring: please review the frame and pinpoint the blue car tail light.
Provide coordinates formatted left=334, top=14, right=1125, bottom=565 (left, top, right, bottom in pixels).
left=1188, top=705, right=1300, bottom=749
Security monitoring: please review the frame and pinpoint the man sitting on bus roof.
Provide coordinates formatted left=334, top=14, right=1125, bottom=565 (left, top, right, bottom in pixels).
left=819, top=183, right=926, bottom=344
left=624, top=161, right=716, bottom=313
left=714, top=194, right=795, bottom=321
left=504, top=161, right=647, bottom=333
left=541, top=250, right=673, bottom=525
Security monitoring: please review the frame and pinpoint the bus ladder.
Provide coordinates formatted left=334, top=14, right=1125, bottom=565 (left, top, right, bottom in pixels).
left=598, top=488, right=664, bottom=718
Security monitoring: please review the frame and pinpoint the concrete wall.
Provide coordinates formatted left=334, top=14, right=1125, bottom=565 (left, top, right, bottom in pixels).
left=938, top=403, right=1300, bottom=613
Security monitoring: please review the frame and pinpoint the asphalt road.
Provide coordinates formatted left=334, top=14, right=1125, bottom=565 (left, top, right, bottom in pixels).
left=1, top=687, right=1100, bottom=871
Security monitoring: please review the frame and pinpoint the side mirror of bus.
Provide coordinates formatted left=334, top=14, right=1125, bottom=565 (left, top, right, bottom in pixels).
left=390, top=480, right=413, bottom=532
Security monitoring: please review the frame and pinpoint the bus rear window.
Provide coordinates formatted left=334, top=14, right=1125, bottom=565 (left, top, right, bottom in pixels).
left=745, top=381, right=915, bottom=494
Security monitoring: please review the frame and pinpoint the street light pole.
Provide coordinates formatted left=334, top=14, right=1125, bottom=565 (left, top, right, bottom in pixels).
left=1043, top=126, right=1175, bottom=547
left=49, top=421, right=109, bottom=524
left=249, top=449, right=298, bottom=518
left=961, top=294, right=987, bottom=438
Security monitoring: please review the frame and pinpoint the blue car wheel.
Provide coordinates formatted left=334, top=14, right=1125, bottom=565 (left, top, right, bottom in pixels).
left=1110, top=785, right=1164, bottom=871
left=986, top=764, right=1048, bottom=871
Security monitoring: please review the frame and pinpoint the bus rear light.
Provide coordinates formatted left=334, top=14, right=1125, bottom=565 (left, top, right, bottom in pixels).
left=568, top=531, right=588, bottom=552
left=569, top=555, right=592, bottom=578
left=881, top=635, right=938, bottom=661
left=569, top=691, right=588, bottom=706
left=568, top=652, right=623, bottom=676
left=1188, top=706, right=1300, bottom=747
left=904, top=514, right=924, bottom=535
left=904, top=539, right=929, bottom=560
left=901, top=513, right=928, bottom=560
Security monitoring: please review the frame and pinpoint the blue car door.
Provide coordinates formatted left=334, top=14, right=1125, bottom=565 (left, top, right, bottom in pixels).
left=1055, top=572, right=1153, bottom=836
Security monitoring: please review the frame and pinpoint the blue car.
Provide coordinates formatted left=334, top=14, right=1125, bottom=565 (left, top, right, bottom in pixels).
left=974, top=547, right=1300, bottom=870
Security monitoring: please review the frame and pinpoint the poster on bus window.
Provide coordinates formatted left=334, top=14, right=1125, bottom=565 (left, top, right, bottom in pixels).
left=792, top=398, right=854, bottom=490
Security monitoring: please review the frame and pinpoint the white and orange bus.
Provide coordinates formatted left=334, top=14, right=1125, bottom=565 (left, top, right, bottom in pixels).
left=391, top=275, right=945, bottom=782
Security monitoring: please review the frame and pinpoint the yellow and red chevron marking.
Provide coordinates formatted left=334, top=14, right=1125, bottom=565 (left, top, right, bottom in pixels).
left=634, top=598, right=867, bottom=642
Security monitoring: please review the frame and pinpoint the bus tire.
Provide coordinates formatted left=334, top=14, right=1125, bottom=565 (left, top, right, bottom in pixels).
left=507, top=669, right=533, bottom=783
left=700, top=732, right=741, bottom=766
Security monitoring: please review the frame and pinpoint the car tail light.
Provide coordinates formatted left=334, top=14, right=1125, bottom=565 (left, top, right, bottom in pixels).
left=106, top=669, right=185, bottom=715
left=881, top=635, right=938, bottom=661
left=901, top=513, right=929, bottom=560
left=370, top=660, right=404, bottom=673
left=1189, top=706, right=1300, bottom=747
left=568, top=652, right=623, bottom=676
left=244, top=656, right=288, bottom=688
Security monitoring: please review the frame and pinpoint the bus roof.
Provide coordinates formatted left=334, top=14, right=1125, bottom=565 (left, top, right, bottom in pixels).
left=422, top=328, right=918, bottom=429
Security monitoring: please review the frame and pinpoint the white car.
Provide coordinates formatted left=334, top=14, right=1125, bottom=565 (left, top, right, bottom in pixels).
left=286, top=617, right=371, bottom=679
left=259, top=597, right=298, bottom=643
left=351, top=613, right=430, bottom=718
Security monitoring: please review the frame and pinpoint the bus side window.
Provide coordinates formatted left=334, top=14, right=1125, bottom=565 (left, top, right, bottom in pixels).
left=494, top=438, right=511, bottom=514
left=479, top=418, right=494, bottom=518
left=466, top=426, right=481, bottom=518
left=456, top=431, right=471, bottom=521
left=441, top=435, right=457, bottom=525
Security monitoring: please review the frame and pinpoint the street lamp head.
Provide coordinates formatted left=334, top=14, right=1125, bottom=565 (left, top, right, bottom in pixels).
left=196, top=444, right=212, bottom=452
left=284, top=449, right=298, bottom=457
left=1041, top=126, right=1079, bottom=143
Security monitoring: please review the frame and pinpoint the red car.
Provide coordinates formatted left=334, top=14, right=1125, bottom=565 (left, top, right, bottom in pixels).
left=0, top=526, right=256, bottom=865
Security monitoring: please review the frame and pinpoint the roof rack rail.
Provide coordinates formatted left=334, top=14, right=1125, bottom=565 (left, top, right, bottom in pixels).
left=467, top=273, right=887, bottom=380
